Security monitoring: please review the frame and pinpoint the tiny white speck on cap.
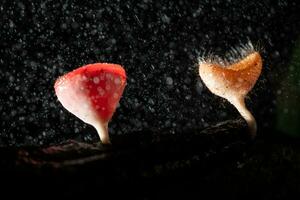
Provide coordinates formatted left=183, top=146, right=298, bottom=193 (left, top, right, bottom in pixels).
left=82, top=75, right=87, bottom=81
left=114, top=77, right=121, bottom=85
left=113, top=93, right=118, bottom=99
left=93, top=77, right=100, bottom=84
left=83, top=103, right=89, bottom=108
left=105, top=85, right=111, bottom=91
left=100, top=74, right=105, bottom=80
left=97, top=87, right=105, bottom=96
left=106, top=74, right=112, bottom=80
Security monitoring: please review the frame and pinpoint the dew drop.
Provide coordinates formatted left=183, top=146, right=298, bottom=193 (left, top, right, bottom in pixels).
left=97, top=87, right=105, bottom=96
left=113, top=93, right=118, bottom=99
left=105, top=85, right=111, bottom=91
left=93, top=77, right=100, bottom=84
left=114, top=77, right=121, bottom=85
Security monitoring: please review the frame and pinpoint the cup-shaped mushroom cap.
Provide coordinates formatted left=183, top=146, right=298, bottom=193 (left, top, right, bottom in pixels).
left=54, top=63, right=126, bottom=126
left=199, top=52, right=262, bottom=101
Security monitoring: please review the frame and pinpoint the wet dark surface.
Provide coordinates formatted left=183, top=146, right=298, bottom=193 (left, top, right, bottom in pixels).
left=1, top=120, right=250, bottom=198
left=1, top=120, right=300, bottom=199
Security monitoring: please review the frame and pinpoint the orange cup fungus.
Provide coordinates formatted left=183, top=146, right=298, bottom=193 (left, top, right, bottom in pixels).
left=199, top=45, right=262, bottom=138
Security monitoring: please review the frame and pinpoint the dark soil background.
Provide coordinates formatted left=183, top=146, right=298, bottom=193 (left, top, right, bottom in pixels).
left=1, top=0, right=300, bottom=199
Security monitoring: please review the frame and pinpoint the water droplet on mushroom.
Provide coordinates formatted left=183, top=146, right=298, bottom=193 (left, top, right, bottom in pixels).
left=238, top=78, right=244, bottom=83
left=83, top=103, right=89, bottom=109
left=106, top=73, right=112, bottom=80
left=105, top=85, right=111, bottom=91
left=100, top=74, right=105, bottom=80
left=82, top=75, right=87, bottom=81
left=113, top=93, right=118, bottom=99
left=97, top=87, right=105, bottom=96
left=93, top=77, right=100, bottom=84
left=114, top=77, right=121, bottom=85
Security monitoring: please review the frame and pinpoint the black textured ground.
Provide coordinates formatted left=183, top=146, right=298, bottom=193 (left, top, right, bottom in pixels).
left=1, top=120, right=300, bottom=199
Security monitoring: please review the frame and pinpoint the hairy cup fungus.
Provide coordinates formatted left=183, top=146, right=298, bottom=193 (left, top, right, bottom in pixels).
left=54, top=63, right=126, bottom=144
left=199, top=44, right=262, bottom=138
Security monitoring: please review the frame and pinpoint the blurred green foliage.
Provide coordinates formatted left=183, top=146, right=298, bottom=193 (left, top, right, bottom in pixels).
left=277, top=38, right=300, bottom=136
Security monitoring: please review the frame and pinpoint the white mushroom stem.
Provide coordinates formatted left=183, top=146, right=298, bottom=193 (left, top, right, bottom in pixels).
left=230, top=96, right=257, bottom=138
left=94, top=121, right=110, bottom=144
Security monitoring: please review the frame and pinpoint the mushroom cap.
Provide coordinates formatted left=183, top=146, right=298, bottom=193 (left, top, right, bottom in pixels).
left=54, top=63, right=126, bottom=125
left=199, top=52, right=262, bottom=101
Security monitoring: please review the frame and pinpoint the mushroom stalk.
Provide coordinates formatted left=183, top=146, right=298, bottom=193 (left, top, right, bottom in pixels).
left=230, top=97, right=257, bottom=138
left=94, top=121, right=110, bottom=144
